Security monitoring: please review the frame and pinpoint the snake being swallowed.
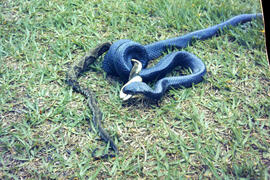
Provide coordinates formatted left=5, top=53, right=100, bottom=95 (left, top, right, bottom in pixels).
left=66, top=43, right=118, bottom=159
left=66, top=13, right=262, bottom=159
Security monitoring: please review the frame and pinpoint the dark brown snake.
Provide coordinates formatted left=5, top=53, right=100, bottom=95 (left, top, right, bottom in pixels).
left=66, top=42, right=118, bottom=159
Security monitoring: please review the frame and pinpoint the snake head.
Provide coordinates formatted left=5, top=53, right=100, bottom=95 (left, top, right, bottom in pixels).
left=120, top=76, right=143, bottom=101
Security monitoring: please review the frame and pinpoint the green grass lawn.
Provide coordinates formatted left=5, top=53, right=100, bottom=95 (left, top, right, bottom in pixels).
left=0, top=0, right=269, bottom=179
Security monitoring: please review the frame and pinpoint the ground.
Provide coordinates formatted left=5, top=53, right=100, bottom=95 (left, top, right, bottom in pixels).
left=0, top=0, right=269, bottom=179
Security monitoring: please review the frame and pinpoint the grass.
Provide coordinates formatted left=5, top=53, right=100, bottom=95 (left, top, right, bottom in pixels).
left=0, top=0, right=269, bottom=179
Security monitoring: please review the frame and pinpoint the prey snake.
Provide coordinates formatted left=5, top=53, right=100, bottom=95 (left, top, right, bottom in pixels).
left=66, top=43, right=118, bottom=159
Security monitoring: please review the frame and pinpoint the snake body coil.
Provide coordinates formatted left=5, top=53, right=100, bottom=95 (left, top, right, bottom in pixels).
left=102, top=13, right=262, bottom=99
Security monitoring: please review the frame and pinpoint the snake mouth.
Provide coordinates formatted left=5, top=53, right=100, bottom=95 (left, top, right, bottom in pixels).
left=120, top=75, right=143, bottom=101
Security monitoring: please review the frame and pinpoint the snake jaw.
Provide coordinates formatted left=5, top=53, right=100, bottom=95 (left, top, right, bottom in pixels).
left=120, top=76, right=143, bottom=101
